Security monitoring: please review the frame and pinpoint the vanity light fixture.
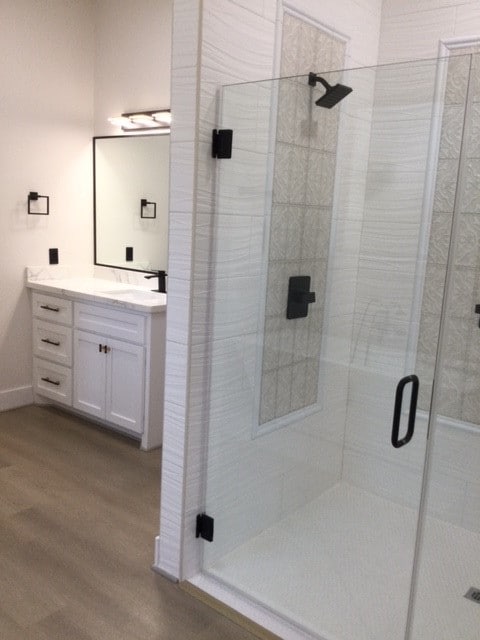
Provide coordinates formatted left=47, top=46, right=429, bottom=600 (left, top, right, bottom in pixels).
left=108, top=109, right=171, bottom=133
left=28, top=191, right=49, bottom=215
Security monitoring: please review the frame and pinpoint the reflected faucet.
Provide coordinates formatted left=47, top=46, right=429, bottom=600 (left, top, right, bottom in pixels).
left=144, top=270, right=167, bottom=293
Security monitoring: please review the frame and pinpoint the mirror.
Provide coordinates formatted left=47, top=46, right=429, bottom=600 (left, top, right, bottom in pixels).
left=94, top=134, right=169, bottom=272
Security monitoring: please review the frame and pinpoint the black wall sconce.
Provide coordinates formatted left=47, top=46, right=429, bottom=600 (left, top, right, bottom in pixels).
left=140, top=198, right=157, bottom=219
left=28, top=191, right=49, bottom=215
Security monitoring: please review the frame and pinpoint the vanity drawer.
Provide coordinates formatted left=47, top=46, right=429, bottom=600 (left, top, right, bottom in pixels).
left=33, top=292, right=73, bottom=325
left=33, top=358, right=72, bottom=406
left=33, top=319, right=72, bottom=366
left=74, top=302, right=145, bottom=344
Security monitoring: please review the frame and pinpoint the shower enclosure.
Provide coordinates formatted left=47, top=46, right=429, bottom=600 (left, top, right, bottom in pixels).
left=194, top=53, right=480, bottom=640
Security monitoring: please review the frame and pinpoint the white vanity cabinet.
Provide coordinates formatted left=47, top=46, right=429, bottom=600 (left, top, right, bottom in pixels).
left=31, top=289, right=165, bottom=450
left=32, top=292, right=74, bottom=406
left=73, top=302, right=146, bottom=435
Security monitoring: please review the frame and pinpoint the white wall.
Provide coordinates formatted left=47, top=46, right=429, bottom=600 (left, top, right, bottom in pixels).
left=93, top=0, right=172, bottom=135
left=0, top=0, right=173, bottom=412
left=0, top=0, right=94, bottom=410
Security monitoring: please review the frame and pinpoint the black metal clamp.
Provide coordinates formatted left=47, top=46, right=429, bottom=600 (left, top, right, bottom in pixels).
left=475, top=304, right=480, bottom=327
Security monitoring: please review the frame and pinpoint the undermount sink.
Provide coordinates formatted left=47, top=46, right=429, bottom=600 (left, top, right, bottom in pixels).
left=99, top=288, right=163, bottom=301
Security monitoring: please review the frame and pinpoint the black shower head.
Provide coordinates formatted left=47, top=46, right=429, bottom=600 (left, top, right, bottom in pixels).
left=308, top=72, right=353, bottom=109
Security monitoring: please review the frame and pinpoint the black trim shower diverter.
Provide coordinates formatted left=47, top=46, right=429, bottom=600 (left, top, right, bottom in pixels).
left=286, top=276, right=316, bottom=319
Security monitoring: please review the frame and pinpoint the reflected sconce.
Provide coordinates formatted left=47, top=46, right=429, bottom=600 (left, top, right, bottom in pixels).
left=28, top=191, right=49, bottom=215
left=140, top=198, right=157, bottom=219
left=108, top=109, right=171, bottom=133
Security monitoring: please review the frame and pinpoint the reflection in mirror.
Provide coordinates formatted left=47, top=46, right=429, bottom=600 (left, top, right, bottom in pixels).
left=94, top=134, right=169, bottom=272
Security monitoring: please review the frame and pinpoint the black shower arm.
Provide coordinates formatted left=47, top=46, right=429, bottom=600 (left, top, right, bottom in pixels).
left=308, top=73, right=332, bottom=91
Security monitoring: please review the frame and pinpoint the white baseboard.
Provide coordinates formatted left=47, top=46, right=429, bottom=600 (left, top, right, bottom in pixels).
left=0, top=385, right=34, bottom=412
left=152, top=536, right=179, bottom=582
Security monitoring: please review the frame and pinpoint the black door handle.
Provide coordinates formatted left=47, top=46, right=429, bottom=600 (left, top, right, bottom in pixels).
left=391, top=374, right=419, bottom=448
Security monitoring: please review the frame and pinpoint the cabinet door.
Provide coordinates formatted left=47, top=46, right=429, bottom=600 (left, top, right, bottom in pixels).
left=73, top=330, right=106, bottom=419
left=105, top=337, right=145, bottom=434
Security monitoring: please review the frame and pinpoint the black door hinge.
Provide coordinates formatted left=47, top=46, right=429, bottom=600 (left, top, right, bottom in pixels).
left=212, top=129, right=233, bottom=158
left=196, top=513, right=214, bottom=542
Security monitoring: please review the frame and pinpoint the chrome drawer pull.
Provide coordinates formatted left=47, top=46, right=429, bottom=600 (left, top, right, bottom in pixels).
left=40, top=304, right=60, bottom=312
left=41, top=376, right=60, bottom=387
left=41, top=338, right=61, bottom=346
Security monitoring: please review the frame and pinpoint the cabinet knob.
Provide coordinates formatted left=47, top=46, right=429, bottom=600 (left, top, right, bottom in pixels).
left=103, top=345, right=111, bottom=354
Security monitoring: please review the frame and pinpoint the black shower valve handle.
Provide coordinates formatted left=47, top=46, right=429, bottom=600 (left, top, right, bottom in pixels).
left=296, top=291, right=316, bottom=304
left=475, top=304, right=480, bottom=327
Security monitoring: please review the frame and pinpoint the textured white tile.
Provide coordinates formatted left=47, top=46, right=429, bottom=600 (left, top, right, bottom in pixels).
left=170, top=66, right=198, bottom=143
left=230, top=0, right=276, bottom=22
left=364, top=170, right=426, bottom=224
left=378, top=7, right=456, bottom=64
left=210, top=275, right=262, bottom=339
left=171, top=0, right=200, bottom=70
left=203, top=0, right=276, bottom=83
left=222, top=82, right=273, bottom=153
left=165, top=276, right=191, bottom=345
left=454, top=2, right=480, bottom=37
left=354, top=264, right=416, bottom=322
left=215, top=146, right=270, bottom=216
left=157, top=394, right=191, bottom=577
left=367, top=118, right=431, bottom=173
left=169, top=141, right=196, bottom=213
left=381, top=0, right=439, bottom=17
left=167, top=212, right=193, bottom=280
left=164, top=339, right=189, bottom=407
left=326, top=268, right=358, bottom=316
left=196, top=212, right=265, bottom=279
left=430, top=423, right=480, bottom=485
left=334, top=167, right=368, bottom=220
left=359, top=220, right=421, bottom=266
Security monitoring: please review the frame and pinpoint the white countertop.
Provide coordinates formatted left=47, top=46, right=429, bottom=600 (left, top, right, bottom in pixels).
left=26, top=276, right=166, bottom=313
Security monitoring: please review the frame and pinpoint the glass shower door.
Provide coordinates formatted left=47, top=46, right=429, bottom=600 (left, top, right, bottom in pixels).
left=199, top=56, right=469, bottom=640
left=408, top=51, right=480, bottom=640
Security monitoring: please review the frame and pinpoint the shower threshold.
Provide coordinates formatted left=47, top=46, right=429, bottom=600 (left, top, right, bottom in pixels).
left=197, top=483, right=480, bottom=640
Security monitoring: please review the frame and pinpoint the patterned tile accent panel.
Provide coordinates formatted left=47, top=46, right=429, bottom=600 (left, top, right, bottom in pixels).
left=417, top=51, right=480, bottom=426
left=259, top=14, right=345, bottom=424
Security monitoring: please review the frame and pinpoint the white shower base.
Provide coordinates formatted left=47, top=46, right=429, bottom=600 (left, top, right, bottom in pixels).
left=206, top=483, right=480, bottom=640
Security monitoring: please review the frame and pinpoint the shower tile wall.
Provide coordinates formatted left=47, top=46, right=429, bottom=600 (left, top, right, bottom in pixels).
left=417, top=51, right=480, bottom=426
left=259, top=13, right=345, bottom=424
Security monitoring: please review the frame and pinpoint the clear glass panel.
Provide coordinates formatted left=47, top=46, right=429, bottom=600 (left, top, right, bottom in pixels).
left=200, top=55, right=469, bottom=640
left=408, top=51, right=480, bottom=640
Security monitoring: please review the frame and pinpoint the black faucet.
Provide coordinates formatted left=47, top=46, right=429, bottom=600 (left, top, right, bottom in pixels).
left=144, top=270, right=167, bottom=293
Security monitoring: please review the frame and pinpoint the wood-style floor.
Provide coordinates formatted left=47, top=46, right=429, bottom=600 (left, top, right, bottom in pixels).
left=0, top=405, right=258, bottom=640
